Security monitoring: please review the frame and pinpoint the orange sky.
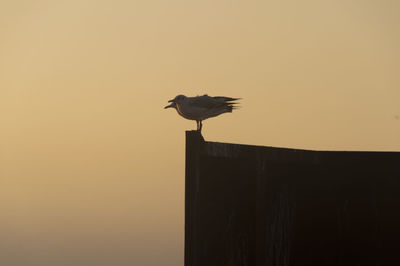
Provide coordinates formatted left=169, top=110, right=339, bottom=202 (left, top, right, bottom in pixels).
left=1, top=1, right=399, bottom=265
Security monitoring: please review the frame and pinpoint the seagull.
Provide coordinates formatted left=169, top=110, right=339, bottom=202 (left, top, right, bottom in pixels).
left=164, top=94, right=240, bottom=132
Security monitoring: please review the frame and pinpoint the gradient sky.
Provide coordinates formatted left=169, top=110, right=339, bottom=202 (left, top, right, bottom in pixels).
left=1, top=1, right=400, bottom=265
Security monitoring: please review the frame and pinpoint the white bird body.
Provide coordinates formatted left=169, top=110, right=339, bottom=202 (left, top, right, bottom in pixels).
left=165, top=94, right=240, bottom=131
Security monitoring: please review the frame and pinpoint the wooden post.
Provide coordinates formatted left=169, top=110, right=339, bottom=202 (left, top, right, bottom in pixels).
left=184, top=133, right=400, bottom=266
left=185, top=131, right=204, bottom=266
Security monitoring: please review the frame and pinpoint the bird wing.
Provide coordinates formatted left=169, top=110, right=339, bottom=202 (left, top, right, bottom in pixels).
left=188, top=95, right=240, bottom=109
left=213, top=96, right=241, bottom=102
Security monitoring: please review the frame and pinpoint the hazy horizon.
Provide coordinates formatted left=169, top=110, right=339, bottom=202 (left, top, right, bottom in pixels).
left=1, top=1, right=400, bottom=265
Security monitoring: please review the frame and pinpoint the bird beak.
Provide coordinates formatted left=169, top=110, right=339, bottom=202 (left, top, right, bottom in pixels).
left=164, top=102, right=175, bottom=109
left=164, top=99, right=176, bottom=109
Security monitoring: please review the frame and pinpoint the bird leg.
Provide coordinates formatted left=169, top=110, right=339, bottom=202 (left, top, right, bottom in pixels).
left=195, top=120, right=202, bottom=132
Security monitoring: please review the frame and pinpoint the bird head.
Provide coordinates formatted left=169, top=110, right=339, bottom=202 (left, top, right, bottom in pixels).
left=164, top=94, right=186, bottom=109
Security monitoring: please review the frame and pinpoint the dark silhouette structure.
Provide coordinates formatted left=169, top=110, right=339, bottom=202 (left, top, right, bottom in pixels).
left=185, top=131, right=400, bottom=266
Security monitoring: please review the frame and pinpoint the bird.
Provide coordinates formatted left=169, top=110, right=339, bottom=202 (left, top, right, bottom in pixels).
left=164, top=94, right=240, bottom=132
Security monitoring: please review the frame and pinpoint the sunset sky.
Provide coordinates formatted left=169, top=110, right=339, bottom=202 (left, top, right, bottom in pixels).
left=1, top=1, right=400, bottom=265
